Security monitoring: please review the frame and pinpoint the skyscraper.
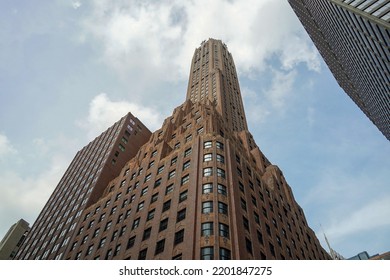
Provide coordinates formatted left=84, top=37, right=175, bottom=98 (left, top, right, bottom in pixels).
left=17, top=39, right=329, bottom=260
left=288, top=0, right=390, bottom=140
left=0, top=219, right=29, bottom=259
left=16, top=113, right=151, bottom=260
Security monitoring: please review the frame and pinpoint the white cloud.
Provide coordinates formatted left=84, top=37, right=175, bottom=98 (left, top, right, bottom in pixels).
left=81, top=0, right=321, bottom=82
left=265, top=69, right=297, bottom=109
left=72, top=1, right=82, bottom=10
left=324, top=196, right=390, bottom=241
left=78, top=93, right=162, bottom=139
left=0, top=133, right=17, bottom=158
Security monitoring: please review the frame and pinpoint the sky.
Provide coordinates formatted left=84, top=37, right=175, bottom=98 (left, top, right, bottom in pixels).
left=0, top=0, right=389, bottom=259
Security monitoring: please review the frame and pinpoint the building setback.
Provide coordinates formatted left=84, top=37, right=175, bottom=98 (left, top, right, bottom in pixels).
left=15, top=113, right=151, bottom=260
left=288, top=0, right=390, bottom=140
left=17, top=39, right=329, bottom=260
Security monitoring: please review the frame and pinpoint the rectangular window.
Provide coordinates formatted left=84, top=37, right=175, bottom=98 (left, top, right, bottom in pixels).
left=203, top=167, right=213, bottom=177
left=202, top=201, right=213, bottom=213
left=203, top=153, right=212, bottom=162
left=179, top=190, right=188, bottom=202
left=165, top=184, right=174, bottom=195
left=176, top=208, right=186, bottom=222
left=151, top=193, right=158, bottom=203
left=154, top=178, right=162, bottom=188
left=137, top=201, right=144, bottom=212
left=144, top=173, right=151, bottom=182
left=184, top=148, right=192, bottom=157
left=219, top=223, right=229, bottom=238
left=217, top=184, right=227, bottom=196
left=171, top=157, right=177, bottom=165
left=202, top=183, right=213, bottom=194
left=159, top=218, right=168, bottom=232
left=218, top=202, right=228, bottom=215
left=162, top=200, right=171, bottom=212
left=142, top=227, right=152, bottom=241
left=216, top=154, right=224, bottom=163
left=246, top=238, right=253, bottom=254
left=174, top=229, right=185, bottom=245
left=147, top=209, right=155, bottom=221
left=217, top=168, right=225, bottom=178
left=204, top=141, right=212, bottom=149
left=155, top=239, right=165, bottom=255
left=181, top=174, right=190, bottom=185
left=168, top=170, right=176, bottom=179
left=182, top=160, right=191, bottom=170
left=200, top=247, right=214, bottom=260
left=201, top=222, right=214, bottom=236
left=141, top=187, right=148, bottom=196
left=216, top=141, right=224, bottom=150
left=132, top=218, right=140, bottom=230
left=157, top=165, right=164, bottom=174
left=220, top=248, right=231, bottom=260
left=126, top=236, right=135, bottom=249
left=138, top=248, right=147, bottom=260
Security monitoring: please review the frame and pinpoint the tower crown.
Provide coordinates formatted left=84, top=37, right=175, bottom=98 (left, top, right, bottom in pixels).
left=186, top=38, right=248, bottom=132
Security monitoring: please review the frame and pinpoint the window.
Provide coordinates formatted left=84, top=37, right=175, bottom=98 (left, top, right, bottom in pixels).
left=217, top=184, right=227, bottom=196
left=254, top=212, right=260, bottom=224
left=142, top=227, right=152, bottom=241
left=138, top=248, right=147, bottom=260
left=202, top=183, right=213, bottom=194
left=203, top=167, right=213, bottom=177
left=218, top=202, right=228, bottom=215
left=154, top=178, right=162, bottom=188
left=217, top=168, right=225, bottom=178
left=185, top=134, right=192, bottom=143
left=159, top=218, right=168, bottom=232
left=172, top=253, right=182, bottom=260
left=197, top=127, right=204, bottom=134
left=93, top=228, right=100, bottom=238
left=151, top=193, right=159, bottom=203
left=171, top=157, right=177, bottom=165
left=111, top=230, right=118, bottom=241
left=184, top=148, right=192, bottom=157
left=179, top=190, right=188, bottom=202
left=243, top=216, right=249, bottom=231
left=127, top=236, right=135, bottom=249
left=203, top=153, right=212, bottom=162
left=155, top=239, right=165, bottom=255
left=204, top=141, right=212, bottom=149
left=144, top=173, right=151, bottom=182
left=216, top=141, right=224, bottom=150
left=219, top=223, right=229, bottom=238
left=165, top=184, right=174, bottom=195
left=182, top=160, right=191, bottom=170
left=216, top=154, right=224, bottom=163
left=137, top=201, right=144, bottom=212
left=201, top=247, right=214, bottom=260
left=202, top=201, right=213, bottom=213
left=132, top=218, right=140, bottom=230
left=162, top=200, right=171, bottom=212
left=219, top=248, right=231, bottom=260
left=148, top=161, right=154, bottom=169
left=151, top=150, right=157, bottom=157
left=147, top=209, right=155, bottom=221
left=257, top=230, right=264, bottom=245
left=246, top=238, right=253, bottom=254
left=113, top=244, right=121, bottom=257
left=168, top=170, right=176, bottom=179
left=174, top=142, right=180, bottom=149
left=241, top=198, right=247, bottom=211
left=201, top=222, right=214, bottom=236
left=176, top=208, right=186, bottom=222
left=141, top=187, right=148, bottom=196
left=105, top=221, right=112, bottom=231
left=98, top=237, right=106, bottom=249
left=174, top=229, right=184, bottom=245
left=157, top=165, right=164, bottom=174
left=181, top=174, right=189, bottom=185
